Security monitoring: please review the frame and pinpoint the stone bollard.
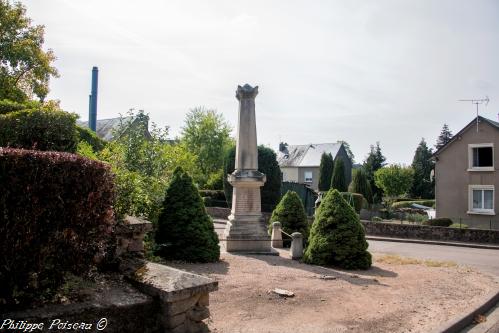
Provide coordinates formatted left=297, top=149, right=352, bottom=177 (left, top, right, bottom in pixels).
left=271, top=222, right=283, bottom=248
left=290, top=232, right=303, bottom=260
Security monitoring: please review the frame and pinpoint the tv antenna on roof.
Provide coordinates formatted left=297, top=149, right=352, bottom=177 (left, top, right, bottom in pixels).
left=458, top=96, right=490, bottom=132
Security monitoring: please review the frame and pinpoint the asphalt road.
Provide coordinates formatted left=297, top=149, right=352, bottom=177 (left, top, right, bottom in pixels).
left=368, top=240, right=499, bottom=277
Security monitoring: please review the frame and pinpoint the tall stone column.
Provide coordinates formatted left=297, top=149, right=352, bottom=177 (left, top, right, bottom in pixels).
left=223, top=84, right=272, bottom=253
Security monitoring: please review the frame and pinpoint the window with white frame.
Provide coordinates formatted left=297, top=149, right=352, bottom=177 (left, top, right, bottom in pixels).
left=468, top=143, right=494, bottom=171
left=468, top=185, right=495, bottom=215
left=304, top=171, right=313, bottom=183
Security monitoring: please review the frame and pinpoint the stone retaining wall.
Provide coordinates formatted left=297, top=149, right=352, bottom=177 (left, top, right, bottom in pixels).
left=361, top=221, right=499, bottom=244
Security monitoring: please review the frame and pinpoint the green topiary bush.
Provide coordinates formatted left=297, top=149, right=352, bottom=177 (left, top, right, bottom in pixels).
left=304, top=189, right=371, bottom=270
left=318, top=152, right=334, bottom=192
left=331, top=158, right=347, bottom=192
left=422, top=218, right=453, bottom=227
left=340, top=192, right=365, bottom=214
left=348, top=168, right=373, bottom=204
left=269, top=191, right=309, bottom=239
left=155, top=167, right=220, bottom=262
left=0, top=148, right=116, bottom=310
left=0, top=106, right=78, bottom=152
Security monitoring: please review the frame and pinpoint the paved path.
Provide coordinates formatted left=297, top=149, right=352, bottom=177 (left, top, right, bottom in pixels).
left=368, top=240, right=499, bottom=277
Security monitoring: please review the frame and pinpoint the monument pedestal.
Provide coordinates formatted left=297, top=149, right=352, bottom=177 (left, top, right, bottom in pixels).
left=223, top=172, right=273, bottom=253
left=223, top=84, right=274, bottom=254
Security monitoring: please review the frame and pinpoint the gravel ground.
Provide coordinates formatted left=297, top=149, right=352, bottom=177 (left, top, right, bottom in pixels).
left=169, top=250, right=498, bottom=333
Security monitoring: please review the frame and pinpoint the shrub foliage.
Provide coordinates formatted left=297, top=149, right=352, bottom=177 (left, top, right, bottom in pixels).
left=318, top=152, right=334, bottom=192
left=155, top=167, right=220, bottom=262
left=0, top=148, right=116, bottom=309
left=340, top=192, right=366, bottom=214
left=349, top=168, right=373, bottom=204
left=331, top=158, right=347, bottom=192
left=422, top=218, right=453, bottom=227
left=0, top=106, right=78, bottom=152
left=304, top=189, right=371, bottom=269
left=269, top=191, right=308, bottom=238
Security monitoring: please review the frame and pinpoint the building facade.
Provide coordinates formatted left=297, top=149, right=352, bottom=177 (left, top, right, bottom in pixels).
left=434, top=116, right=499, bottom=228
left=277, top=142, right=352, bottom=191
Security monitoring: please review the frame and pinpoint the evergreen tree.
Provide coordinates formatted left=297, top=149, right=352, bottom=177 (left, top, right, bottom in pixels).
left=331, top=158, right=347, bottom=192
left=155, top=167, right=220, bottom=262
left=363, top=142, right=386, bottom=203
left=269, top=191, right=308, bottom=239
left=303, top=189, right=371, bottom=270
left=435, top=124, right=453, bottom=150
left=348, top=168, right=373, bottom=204
left=318, top=152, right=334, bottom=192
left=410, top=138, right=434, bottom=199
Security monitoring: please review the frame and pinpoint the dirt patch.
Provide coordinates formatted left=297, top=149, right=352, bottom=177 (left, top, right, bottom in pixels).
left=168, top=250, right=498, bottom=333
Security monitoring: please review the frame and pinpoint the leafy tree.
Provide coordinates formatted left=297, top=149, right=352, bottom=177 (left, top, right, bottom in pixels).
left=410, top=139, right=434, bottom=199
left=154, top=167, right=220, bottom=262
left=269, top=191, right=308, bottom=239
left=435, top=124, right=453, bottom=150
left=318, top=152, right=334, bottom=192
left=348, top=168, right=373, bottom=204
left=303, top=189, right=371, bottom=270
left=337, top=140, right=355, bottom=163
left=363, top=142, right=386, bottom=203
left=330, top=158, right=347, bottom=192
left=180, top=107, right=232, bottom=188
left=0, top=0, right=58, bottom=101
left=96, top=109, right=197, bottom=222
left=224, top=145, right=282, bottom=212
left=374, top=164, right=414, bottom=199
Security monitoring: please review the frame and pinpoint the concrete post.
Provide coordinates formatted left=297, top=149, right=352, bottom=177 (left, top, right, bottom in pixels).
left=271, top=222, right=283, bottom=248
left=290, top=232, right=303, bottom=260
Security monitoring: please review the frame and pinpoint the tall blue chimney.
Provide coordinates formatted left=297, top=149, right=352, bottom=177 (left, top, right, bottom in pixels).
left=89, top=66, right=99, bottom=132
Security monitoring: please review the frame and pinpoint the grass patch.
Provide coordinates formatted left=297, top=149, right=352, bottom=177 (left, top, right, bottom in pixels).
left=376, top=254, right=457, bottom=267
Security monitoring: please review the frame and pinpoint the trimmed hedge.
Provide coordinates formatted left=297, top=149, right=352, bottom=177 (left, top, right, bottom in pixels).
left=269, top=191, right=309, bottom=239
left=304, top=189, right=371, bottom=270
left=0, top=108, right=79, bottom=152
left=340, top=192, right=366, bottom=214
left=392, top=200, right=435, bottom=209
left=77, top=125, right=106, bottom=152
left=155, top=167, right=220, bottom=262
left=422, top=218, right=453, bottom=227
left=0, top=148, right=116, bottom=309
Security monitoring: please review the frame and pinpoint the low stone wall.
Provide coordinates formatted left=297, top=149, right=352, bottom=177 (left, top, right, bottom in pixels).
left=361, top=221, right=499, bottom=244
left=206, top=207, right=272, bottom=221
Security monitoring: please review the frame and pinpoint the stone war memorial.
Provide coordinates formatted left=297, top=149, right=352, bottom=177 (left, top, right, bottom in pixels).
left=223, top=84, right=273, bottom=253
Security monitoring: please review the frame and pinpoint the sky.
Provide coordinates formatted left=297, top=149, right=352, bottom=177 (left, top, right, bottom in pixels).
left=20, top=0, right=499, bottom=164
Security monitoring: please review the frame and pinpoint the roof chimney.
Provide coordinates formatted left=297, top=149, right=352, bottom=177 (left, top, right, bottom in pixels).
left=89, top=66, right=99, bottom=132
left=279, top=142, right=288, bottom=152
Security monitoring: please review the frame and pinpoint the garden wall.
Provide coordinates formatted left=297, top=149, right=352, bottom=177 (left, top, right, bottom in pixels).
left=361, top=221, right=499, bottom=244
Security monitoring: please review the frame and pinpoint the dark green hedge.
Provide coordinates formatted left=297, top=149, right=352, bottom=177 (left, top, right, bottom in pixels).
left=77, top=125, right=106, bottom=152
left=269, top=190, right=308, bottom=239
left=0, top=108, right=79, bottom=152
left=0, top=148, right=116, bottom=310
left=340, top=192, right=366, bottom=214
left=422, top=218, right=453, bottom=227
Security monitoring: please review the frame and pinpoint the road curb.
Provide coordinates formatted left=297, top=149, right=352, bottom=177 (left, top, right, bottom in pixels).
left=366, top=236, right=499, bottom=250
left=432, top=289, right=499, bottom=333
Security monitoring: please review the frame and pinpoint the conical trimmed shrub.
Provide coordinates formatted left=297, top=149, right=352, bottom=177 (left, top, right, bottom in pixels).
left=331, top=158, right=347, bottom=192
left=303, top=189, right=371, bottom=269
left=348, top=168, right=373, bottom=204
left=318, top=153, right=334, bottom=192
left=269, top=191, right=308, bottom=238
left=155, top=167, right=220, bottom=262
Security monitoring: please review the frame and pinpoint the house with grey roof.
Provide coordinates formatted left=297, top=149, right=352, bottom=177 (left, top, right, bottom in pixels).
left=77, top=116, right=151, bottom=141
left=277, top=142, right=352, bottom=191
left=433, top=116, right=499, bottom=228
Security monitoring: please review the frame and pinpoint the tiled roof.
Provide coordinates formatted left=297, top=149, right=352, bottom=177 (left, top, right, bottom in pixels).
left=77, top=116, right=134, bottom=141
left=277, top=143, right=343, bottom=167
